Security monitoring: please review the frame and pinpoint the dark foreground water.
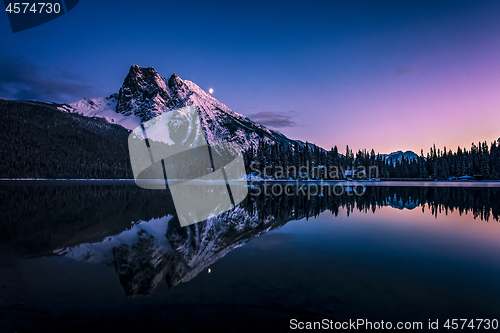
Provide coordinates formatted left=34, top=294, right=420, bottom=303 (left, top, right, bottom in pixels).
left=1, top=183, right=500, bottom=332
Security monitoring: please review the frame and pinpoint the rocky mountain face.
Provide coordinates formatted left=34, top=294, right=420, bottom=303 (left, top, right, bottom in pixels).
left=70, top=65, right=303, bottom=152
left=116, top=65, right=176, bottom=120
left=381, top=150, right=418, bottom=164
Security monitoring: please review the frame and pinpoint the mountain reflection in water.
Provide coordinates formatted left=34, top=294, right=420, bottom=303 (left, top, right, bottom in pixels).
left=2, top=184, right=498, bottom=297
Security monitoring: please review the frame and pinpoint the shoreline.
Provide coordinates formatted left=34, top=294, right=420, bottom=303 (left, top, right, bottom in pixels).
left=1, top=178, right=500, bottom=187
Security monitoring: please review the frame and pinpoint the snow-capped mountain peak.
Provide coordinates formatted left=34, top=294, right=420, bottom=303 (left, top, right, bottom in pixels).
left=382, top=150, right=418, bottom=164
left=116, top=65, right=172, bottom=120
left=167, top=72, right=183, bottom=89
left=68, top=65, right=300, bottom=152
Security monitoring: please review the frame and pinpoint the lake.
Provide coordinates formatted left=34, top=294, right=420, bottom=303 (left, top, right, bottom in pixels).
left=1, top=183, right=499, bottom=332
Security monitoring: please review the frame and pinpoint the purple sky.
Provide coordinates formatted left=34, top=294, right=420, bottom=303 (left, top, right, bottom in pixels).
left=1, top=0, right=499, bottom=154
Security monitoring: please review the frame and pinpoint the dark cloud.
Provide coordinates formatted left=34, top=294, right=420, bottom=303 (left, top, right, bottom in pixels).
left=395, top=66, right=416, bottom=76
left=247, top=111, right=296, bottom=128
left=0, top=55, right=96, bottom=103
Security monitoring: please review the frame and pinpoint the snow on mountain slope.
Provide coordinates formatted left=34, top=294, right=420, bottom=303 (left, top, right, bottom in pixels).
left=381, top=150, right=418, bottom=164
left=62, top=95, right=141, bottom=130
left=67, top=65, right=303, bottom=152
left=55, top=215, right=173, bottom=265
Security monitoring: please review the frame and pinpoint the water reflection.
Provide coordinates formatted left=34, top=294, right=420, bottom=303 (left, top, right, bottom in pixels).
left=2, top=184, right=497, bottom=297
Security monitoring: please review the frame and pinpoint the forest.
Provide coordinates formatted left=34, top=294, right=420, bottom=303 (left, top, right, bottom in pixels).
left=1, top=99, right=498, bottom=180
left=243, top=139, right=500, bottom=180
left=0, top=99, right=134, bottom=179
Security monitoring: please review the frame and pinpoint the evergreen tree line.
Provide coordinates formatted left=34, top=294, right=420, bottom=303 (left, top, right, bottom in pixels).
left=243, top=139, right=500, bottom=180
left=0, top=100, right=134, bottom=179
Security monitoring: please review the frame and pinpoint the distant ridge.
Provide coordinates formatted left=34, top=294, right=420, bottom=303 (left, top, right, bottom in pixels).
left=381, top=150, right=418, bottom=164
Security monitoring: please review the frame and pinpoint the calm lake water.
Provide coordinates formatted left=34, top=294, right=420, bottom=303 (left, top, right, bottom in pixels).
left=1, top=183, right=500, bottom=332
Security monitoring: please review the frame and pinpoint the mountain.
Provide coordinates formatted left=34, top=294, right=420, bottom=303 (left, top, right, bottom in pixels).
left=67, top=65, right=303, bottom=152
left=0, top=66, right=425, bottom=180
left=381, top=150, right=418, bottom=164
left=386, top=195, right=419, bottom=210
left=67, top=67, right=426, bottom=161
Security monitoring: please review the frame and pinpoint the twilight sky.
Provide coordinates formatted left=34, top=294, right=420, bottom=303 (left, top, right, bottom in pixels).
left=1, top=0, right=499, bottom=154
